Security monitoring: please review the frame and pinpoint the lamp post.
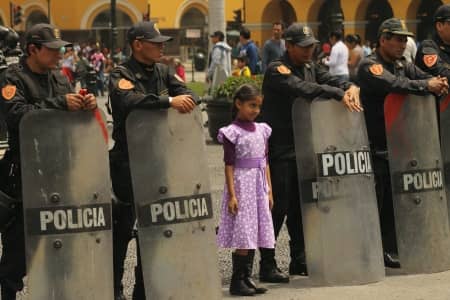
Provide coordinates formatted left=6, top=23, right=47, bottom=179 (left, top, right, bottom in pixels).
left=48, top=0, right=51, bottom=23
left=111, top=0, right=117, bottom=53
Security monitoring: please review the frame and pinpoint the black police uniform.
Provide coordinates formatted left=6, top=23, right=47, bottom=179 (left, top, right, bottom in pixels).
left=358, top=49, right=432, bottom=258
left=0, top=28, right=72, bottom=299
left=261, top=46, right=352, bottom=279
left=416, top=5, right=450, bottom=81
left=109, top=54, right=196, bottom=299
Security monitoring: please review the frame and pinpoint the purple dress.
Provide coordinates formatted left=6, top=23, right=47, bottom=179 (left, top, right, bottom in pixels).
left=216, top=122, right=276, bottom=249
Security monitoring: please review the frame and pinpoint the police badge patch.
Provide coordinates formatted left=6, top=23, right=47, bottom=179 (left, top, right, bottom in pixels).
left=423, top=54, right=438, bottom=68
left=277, top=65, right=291, bottom=75
left=369, top=64, right=383, bottom=76
left=118, top=78, right=134, bottom=90
left=1, top=84, right=16, bottom=100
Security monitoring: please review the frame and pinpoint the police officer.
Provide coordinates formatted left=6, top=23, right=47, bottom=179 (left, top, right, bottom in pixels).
left=260, top=23, right=361, bottom=283
left=357, top=18, right=448, bottom=268
left=108, top=21, right=197, bottom=300
left=416, top=4, right=450, bottom=81
left=0, top=23, right=96, bottom=300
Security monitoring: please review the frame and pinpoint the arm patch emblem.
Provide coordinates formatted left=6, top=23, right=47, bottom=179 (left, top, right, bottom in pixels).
left=1, top=85, right=16, bottom=101
left=118, top=78, right=134, bottom=90
left=369, top=64, right=383, bottom=76
left=277, top=65, right=291, bottom=75
left=423, top=54, right=438, bottom=68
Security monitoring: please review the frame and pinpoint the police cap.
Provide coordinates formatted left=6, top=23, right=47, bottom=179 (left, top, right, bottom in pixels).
left=25, top=23, right=71, bottom=49
left=378, top=18, right=414, bottom=37
left=127, top=21, right=172, bottom=43
left=283, top=23, right=319, bottom=47
left=434, top=4, right=450, bottom=23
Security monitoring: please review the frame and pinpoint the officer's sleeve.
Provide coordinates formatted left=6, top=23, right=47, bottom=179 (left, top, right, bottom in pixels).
left=415, top=42, right=450, bottom=81
left=263, top=62, right=345, bottom=101
left=167, top=68, right=199, bottom=103
left=315, top=63, right=353, bottom=91
left=108, top=67, right=171, bottom=113
left=1, top=74, right=67, bottom=135
left=357, top=60, right=429, bottom=95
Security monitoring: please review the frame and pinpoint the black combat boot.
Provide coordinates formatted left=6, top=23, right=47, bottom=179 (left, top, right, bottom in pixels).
left=244, top=250, right=267, bottom=294
left=230, top=253, right=256, bottom=296
left=288, top=242, right=308, bottom=276
left=259, top=248, right=289, bottom=283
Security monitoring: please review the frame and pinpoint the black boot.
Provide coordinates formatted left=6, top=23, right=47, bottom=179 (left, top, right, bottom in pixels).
left=259, top=248, right=289, bottom=283
left=288, top=242, right=308, bottom=276
left=230, top=253, right=256, bottom=296
left=244, top=250, right=267, bottom=294
left=384, top=252, right=401, bottom=268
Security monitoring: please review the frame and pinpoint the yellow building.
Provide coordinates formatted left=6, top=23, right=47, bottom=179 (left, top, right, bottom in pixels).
left=244, top=0, right=450, bottom=46
left=0, top=0, right=241, bottom=54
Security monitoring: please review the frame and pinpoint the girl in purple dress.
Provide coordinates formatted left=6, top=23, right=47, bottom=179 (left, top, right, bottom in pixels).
left=217, top=84, right=275, bottom=296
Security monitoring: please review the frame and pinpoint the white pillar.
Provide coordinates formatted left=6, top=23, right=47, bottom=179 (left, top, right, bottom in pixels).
left=208, top=0, right=225, bottom=37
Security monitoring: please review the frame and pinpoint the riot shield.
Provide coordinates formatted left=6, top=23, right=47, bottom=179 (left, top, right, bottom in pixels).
left=440, top=95, right=450, bottom=228
left=20, top=110, right=113, bottom=300
left=293, top=98, right=384, bottom=286
left=126, top=107, right=221, bottom=299
left=385, top=94, right=450, bottom=274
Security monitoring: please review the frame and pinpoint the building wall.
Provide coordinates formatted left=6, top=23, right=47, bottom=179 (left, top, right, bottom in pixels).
left=245, top=0, right=450, bottom=45
left=0, top=0, right=241, bottom=30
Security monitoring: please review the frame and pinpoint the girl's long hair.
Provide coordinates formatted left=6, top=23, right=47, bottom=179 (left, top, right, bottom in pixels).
left=231, top=83, right=261, bottom=120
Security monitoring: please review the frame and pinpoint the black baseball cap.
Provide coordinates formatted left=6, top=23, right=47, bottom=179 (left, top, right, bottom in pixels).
left=434, top=4, right=450, bottom=22
left=283, top=23, right=319, bottom=47
left=210, top=30, right=225, bottom=40
left=127, top=21, right=172, bottom=43
left=25, top=23, right=71, bottom=49
left=378, top=18, right=414, bottom=37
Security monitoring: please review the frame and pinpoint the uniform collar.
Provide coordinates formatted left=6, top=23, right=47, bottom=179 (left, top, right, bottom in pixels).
left=128, top=56, right=157, bottom=80
left=282, top=53, right=311, bottom=70
left=374, top=50, right=404, bottom=68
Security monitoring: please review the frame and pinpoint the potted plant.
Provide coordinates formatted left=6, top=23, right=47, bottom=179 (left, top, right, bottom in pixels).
left=206, top=75, right=263, bottom=143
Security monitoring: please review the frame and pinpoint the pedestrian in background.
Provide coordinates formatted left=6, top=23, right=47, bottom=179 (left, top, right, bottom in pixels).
left=323, top=30, right=349, bottom=80
left=261, top=22, right=285, bottom=73
left=207, top=30, right=232, bottom=88
left=239, top=28, right=260, bottom=74
left=232, top=55, right=251, bottom=77
left=217, top=83, right=273, bottom=297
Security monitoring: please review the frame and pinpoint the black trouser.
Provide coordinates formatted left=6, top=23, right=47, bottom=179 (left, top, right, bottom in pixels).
left=0, top=209, right=25, bottom=300
left=110, top=157, right=145, bottom=300
left=372, top=156, right=398, bottom=254
left=261, top=159, right=304, bottom=261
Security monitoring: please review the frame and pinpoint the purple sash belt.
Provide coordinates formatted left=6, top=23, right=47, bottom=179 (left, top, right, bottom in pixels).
left=235, top=157, right=268, bottom=193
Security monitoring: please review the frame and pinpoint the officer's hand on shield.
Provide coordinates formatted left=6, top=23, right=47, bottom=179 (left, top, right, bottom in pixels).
left=228, top=196, right=238, bottom=215
left=82, top=93, right=98, bottom=111
left=428, top=76, right=449, bottom=96
left=170, top=95, right=196, bottom=113
left=66, top=93, right=85, bottom=111
left=342, top=86, right=363, bottom=113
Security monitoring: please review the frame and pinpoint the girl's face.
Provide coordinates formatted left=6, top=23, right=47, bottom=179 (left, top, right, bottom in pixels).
left=236, top=96, right=263, bottom=121
left=237, top=60, right=245, bottom=69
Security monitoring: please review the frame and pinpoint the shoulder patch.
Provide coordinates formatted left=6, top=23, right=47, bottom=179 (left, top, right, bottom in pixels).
left=174, top=74, right=184, bottom=83
left=1, top=84, right=16, bottom=101
left=423, top=54, right=438, bottom=68
left=276, top=65, right=291, bottom=75
left=369, top=64, right=383, bottom=76
left=118, top=78, right=134, bottom=90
